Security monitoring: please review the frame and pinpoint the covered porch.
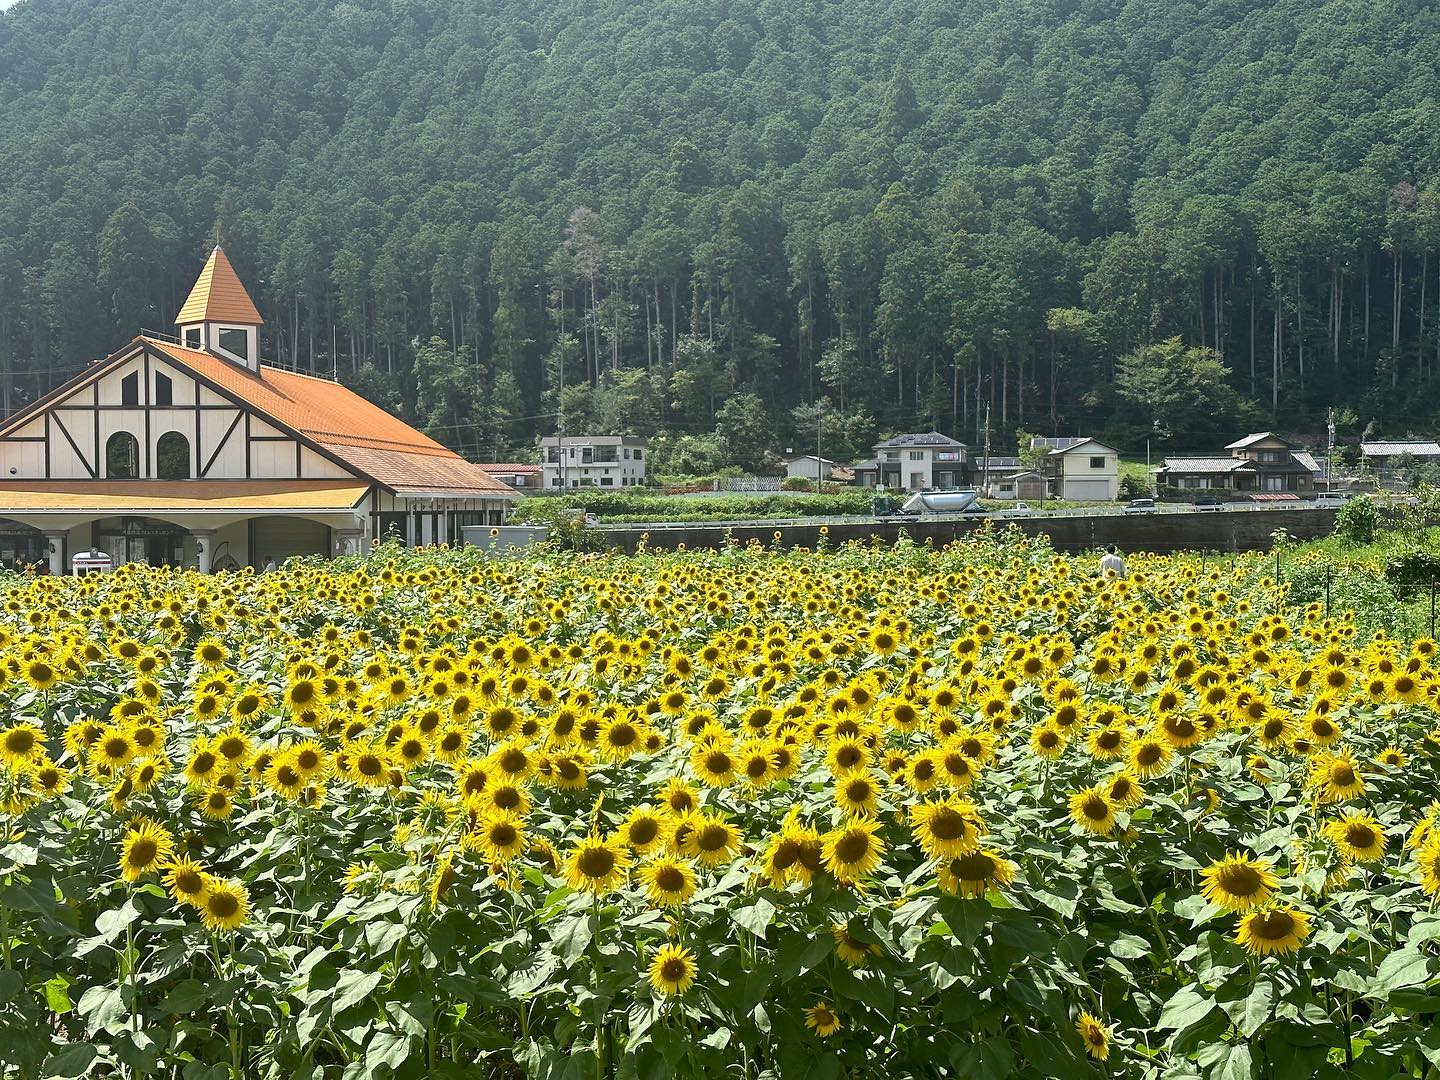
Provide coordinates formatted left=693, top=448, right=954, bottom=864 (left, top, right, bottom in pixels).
left=0, top=480, right=371, bottom=574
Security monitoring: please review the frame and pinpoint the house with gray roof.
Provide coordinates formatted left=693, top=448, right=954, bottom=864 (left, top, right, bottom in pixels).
left=1156, top=432, right=1321, bottom=497
left=1360, top=440, right=1440, bottom=468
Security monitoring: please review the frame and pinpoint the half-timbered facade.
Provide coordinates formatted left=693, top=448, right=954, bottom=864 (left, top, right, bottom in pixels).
left=0, top=247, right=516, bottom=573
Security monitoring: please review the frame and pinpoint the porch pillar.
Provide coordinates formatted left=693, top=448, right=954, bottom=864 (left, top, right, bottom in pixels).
left=192, top=530, right=215, bottom=574
left=43, top=531, right=66, bottom=577
left=333, top=528, right=366, bottom=557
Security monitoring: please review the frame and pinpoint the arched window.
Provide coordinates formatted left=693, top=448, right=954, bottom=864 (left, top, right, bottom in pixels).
left=156, top=432, right=191, bottom=480
left=105, top=432, right=139, bottom=479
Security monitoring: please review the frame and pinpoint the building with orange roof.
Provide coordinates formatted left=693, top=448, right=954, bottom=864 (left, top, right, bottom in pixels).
left=0, top=248, right=517, bottom=574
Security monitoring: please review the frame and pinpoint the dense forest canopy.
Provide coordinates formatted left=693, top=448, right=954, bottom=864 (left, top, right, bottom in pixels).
left=3, top=0, right=1440, bottom=471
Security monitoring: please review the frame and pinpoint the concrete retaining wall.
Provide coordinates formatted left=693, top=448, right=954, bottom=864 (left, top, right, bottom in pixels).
left=595, top=508, right=1337, bottom=555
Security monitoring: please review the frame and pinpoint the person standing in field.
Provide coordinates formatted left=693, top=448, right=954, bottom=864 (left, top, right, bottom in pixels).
left=1099, top=545, right=1127, bottom=579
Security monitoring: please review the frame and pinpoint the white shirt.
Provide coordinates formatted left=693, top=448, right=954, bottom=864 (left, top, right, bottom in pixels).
left=1099, top=552, right=1127, bottom=579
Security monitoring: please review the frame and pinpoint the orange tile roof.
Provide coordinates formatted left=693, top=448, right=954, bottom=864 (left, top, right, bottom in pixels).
left=142, top=338, right=516, bottom=498
left=0, top=480, right=367, bottom=512
left=175, top=247, right=264, bottom=326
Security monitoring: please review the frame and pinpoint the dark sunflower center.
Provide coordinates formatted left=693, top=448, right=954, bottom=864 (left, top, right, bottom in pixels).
left=950, top=852, right=997, bottom=880
left=577, top=847, right=616, bottom=878
left=358, top=754, right=383, bottom=776
left=929, top=808, right=965, bottom=841
left=1217, top=864, right=1262, bottom=895
left=696, top=825, right=729, bottom=852
left=129, top=839, right=158, bottom=867
left=1251, top=910, right=1295, bottom=939
left=1081, top=795, right=1109, bottom=820
left=660, top=958, right=688, bottom=981
left=655, top=866, right=685, bottom=891
left=834, top=831, right=870, bottom=863
left=629, top=818, right=659, bottom=845
left=208, top=893, right=239, bottom=919
left=1345, top=824, right=1376, bottom=848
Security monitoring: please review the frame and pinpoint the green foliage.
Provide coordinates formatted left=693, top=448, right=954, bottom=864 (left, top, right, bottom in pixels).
left=1336, top=497, right=1380, bottom=543
left=510, top=490, right=876, bottom=523
left=5, top=0, right=1440, bottom=456
left=1386, top=551, right=1440, bottom=597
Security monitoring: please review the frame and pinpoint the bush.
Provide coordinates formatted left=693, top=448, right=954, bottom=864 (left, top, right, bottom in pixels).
left=1335, top=496, right=1379, bottom=542
left=511, top=489, right=876, bottom=523
left=781, top=476, right=812, bottom=491
left=1385, top=550, right=1440, bottom=598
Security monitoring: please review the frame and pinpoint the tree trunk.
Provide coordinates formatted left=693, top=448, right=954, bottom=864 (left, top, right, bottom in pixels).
left=1271, top=291, right=1281, bottom=415
left=1393, top=248, right=1403, bottom=387
left=1363, top=250, right=1371, bottom=353
left=1248, top=271, right=1256, bottom=396
left=1296, top=270, right=1304, bottom=392
left=1420, top=252, right=1429, bottom=381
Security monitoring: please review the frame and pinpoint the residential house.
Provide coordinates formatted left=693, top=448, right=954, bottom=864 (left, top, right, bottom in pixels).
left=1034, top=437, right=1120, bottom=501
left=1156, top=432, right=1321, bottom=496
left=1360, top=440, right=1440, bottom=469
left=477, top=463, right=543, bottom=492
left=0, top=247, right=517, bottom=574
left=988, top=470, right=1048, bottom=501
left=784, top=455, right=842, bottom=482
left=540, top=435, right=647, bottom=489
left=854, top=432, right=968, bottom=491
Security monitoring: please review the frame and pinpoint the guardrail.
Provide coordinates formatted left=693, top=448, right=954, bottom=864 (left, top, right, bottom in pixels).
left=589, top=501, right=1330, bottom=532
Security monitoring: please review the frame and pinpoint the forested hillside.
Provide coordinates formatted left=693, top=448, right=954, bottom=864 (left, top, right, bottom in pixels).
left=3, top=0, right=1440, bottom=470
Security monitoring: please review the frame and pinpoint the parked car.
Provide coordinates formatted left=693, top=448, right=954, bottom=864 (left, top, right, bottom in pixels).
left=994, top=501, right=1032, bottom=519
left=1123, top=498, right=1157, bottom=515
left=1314, top=491, right=1352, bottom=508
left=1193, top=497, right=1224, bottom=512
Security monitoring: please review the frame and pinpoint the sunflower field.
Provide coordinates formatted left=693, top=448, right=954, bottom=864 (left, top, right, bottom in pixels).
left=2, top=530, right=1440, bottom=1079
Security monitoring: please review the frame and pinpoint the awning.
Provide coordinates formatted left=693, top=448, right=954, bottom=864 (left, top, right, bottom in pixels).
left=0, top=480, right=369, bottom=514
left=1248, top=493, right=1301, bottom=501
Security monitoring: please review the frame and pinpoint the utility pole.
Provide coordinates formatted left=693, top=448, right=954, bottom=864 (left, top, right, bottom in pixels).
left=816, top=407, right=823, bottom=493
left=1326, top=407, right=1336, bottom=489
left=981, top=404, right=991, bottom=495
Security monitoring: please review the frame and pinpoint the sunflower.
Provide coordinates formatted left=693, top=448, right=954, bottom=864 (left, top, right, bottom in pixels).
left=1128, top=737, right=1173, bottom=779
left=1158, top=713, right=1206, bottom=749
left=119, top=820, right=174, bottom=882
left=1067, top=787, right=1117, bottom=836
left=637, top=857, right=697, bottom=908
left=564, top=834, right=630, bottom=894
left=164, top=857, right=210, bottom=907
left=909, top=796, right=983, bottom=859
left=200, top=879, right=250, bottom=932
left=1375, top=745, right=1408, bottom=769
left=1325, top=812, right=1386, bottom=863
left=0, top=723, right=44, bottom=767
left=473, top=812, right=526, bottom=863
left=822, top=819, right=885, bottom=884
left=1029, top=724, right=1065, bottom=760
left=190, top=783, right=234, bottom=820
left=1235, top=905, right=1311, bottom=956
left=937, top=847, right=1016, bottom=898
left=834, top=772, right=881, bottom=818
left=682, top=814, right=742, bottom=868
left=690, top=743, right=736, bottom=788
left=647, top=943, right=697, bottom=996
left=21, top=656, right=60, bottom=691
left=1075, top=1012, right=1111, bottom=1061
left=1200, top=853, right=1277, bottom=912
left=803, top=1001, right=841, bottom=1037
left=1417, top=835, right=1440, bottom=895
left=1309, top=751, right=1365, bottom=804
left=832, top=923, right=880, bottom=967
left=620, top=808, right=666, bottom=854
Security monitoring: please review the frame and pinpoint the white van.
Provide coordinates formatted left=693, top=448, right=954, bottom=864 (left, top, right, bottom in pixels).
left=1314, top=491, right=1351, bottom=508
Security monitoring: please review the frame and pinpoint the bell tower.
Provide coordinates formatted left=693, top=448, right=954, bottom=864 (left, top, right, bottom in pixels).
left=175, top=246, right=264, bottom=371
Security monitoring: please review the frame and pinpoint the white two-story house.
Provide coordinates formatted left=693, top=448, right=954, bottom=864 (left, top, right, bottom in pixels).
left=540, top=435, right=648, bottom=489
left=853, top=432, right=968, bottom=492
